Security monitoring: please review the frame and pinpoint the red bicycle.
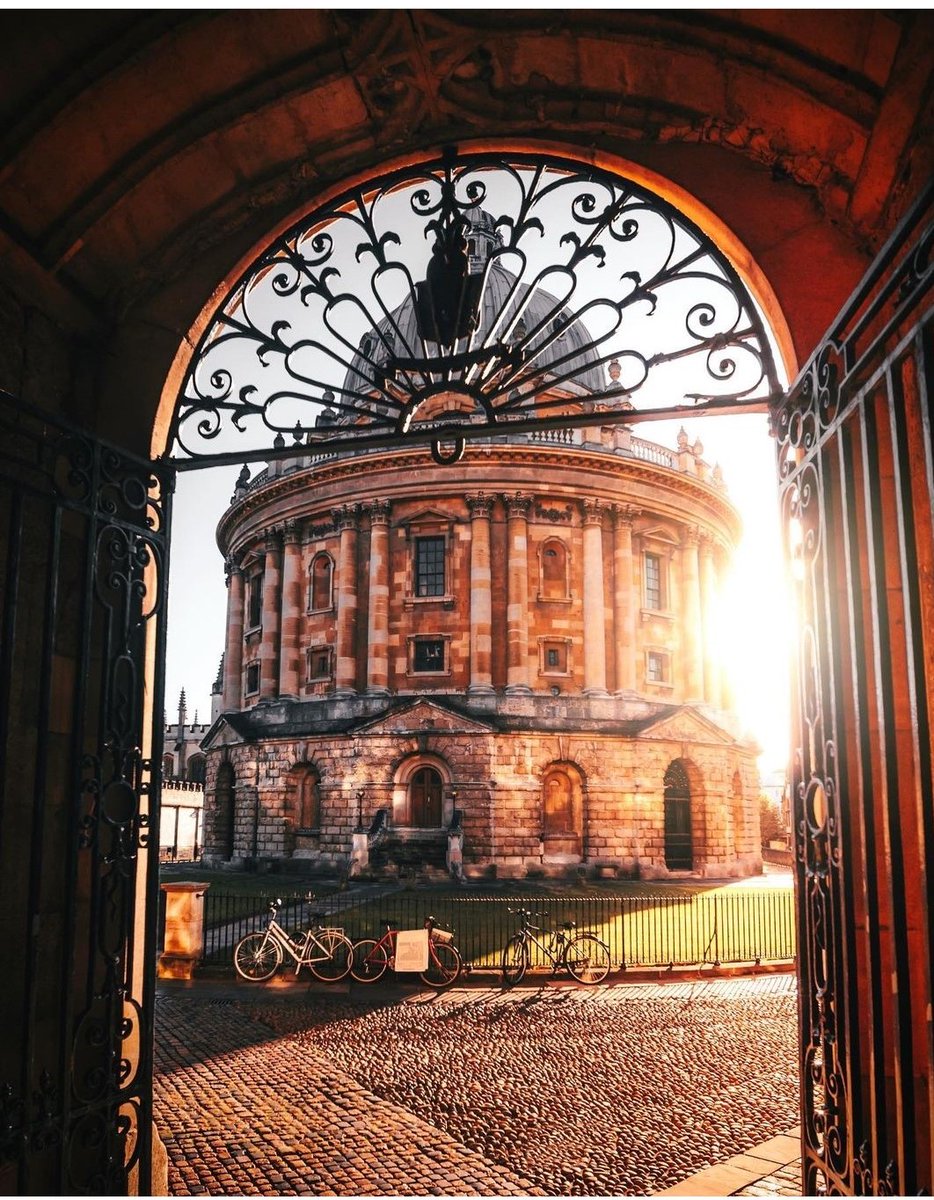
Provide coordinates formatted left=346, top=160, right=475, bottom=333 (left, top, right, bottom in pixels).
left=350, top=916, right=463, bottom=989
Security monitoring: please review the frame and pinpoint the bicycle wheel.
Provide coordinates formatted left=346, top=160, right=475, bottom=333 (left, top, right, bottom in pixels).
left=501, top=935, right=528, bottom=987
left=350, top=938, right=389, bottom=983
left=564, top=933, right=611, bottom=984
left=307, top=930, right=354, bottom=982
left=420, top=941, right=463, bottom=990
left=234, top=932, right=282, bottom=981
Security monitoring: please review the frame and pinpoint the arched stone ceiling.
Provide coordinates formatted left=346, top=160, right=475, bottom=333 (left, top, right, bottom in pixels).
left=0, top=9, right=929, bottom=443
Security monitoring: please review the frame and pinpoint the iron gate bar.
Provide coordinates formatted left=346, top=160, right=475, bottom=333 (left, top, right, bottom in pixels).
left=169, top=147, right=780, bottom=469
left=774, top=178, right=933, bottom=1196
left=0, top=392, right=172, bottom=1194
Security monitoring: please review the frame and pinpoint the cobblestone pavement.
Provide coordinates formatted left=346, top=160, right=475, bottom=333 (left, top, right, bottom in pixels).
left=154, top=975, right=799, bottom=1196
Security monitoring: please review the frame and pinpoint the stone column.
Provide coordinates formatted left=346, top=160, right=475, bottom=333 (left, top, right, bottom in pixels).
left=699, top=534, right=722, bottom=708
left=466, top=492, right=495, bottom=694
left=681, top=525, right=704, bottom=700
left=365, top=500, right=390, bottom=694
left=715, top=543, right=736, bottom=712
left=503, top=492, right=532, bottom=693
left=222, top=558, right=244, bottom=711
left=582, top=500, right=608, bottom=695
left=259, top=529, right=282, bottom=701
left=278, top=521, right=303, bottom=698
left=613, top=505, right=639, bottom=695
left=334, top=504, right=360, bottom=695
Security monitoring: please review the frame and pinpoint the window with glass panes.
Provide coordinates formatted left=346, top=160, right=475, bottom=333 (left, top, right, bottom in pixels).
left=415, top=535, right=445, bottom=596
left=248, top=572, right=263, bottom=627
left=647, top=651, right=669, bottom=683
left=644, top=553, right=662, bottom=609
left=413, top=638, right=445, bottom=672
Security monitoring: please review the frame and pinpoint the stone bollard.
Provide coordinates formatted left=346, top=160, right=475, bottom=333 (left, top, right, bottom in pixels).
left=158, top=882, right=210, bottom=980
left=349, top=830, right=369, bottom=877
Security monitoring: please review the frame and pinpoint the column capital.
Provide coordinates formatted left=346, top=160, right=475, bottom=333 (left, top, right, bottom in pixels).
left=263, top=526, right=283, bottom=552
left=613, top=503, right=641, bottom=528
left=502, top=491, right=533, bottom=518
left=282, top=519, right=303, bottom=546
left=224, top=554, right=243, bottom=582
left=365, top=500, right=391, bottom=526
left=466, top=492, right=495, bottom=519
left=582, top=498, right=605, bottom=527
left=681, top=524, right=700, bottom=548
left=698, top=529, right=717, bottom=554
left=332, top=503, right=360, bottom=531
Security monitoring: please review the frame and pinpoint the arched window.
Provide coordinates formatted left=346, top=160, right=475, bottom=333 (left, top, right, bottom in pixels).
left=540, top=538, right=569, bottom=600
left=542, top=769, right=574, bottom=835
left=186, top=754, right=206, bottom=785
left=309, top=553, right=333, bottom=611
left=409, top=766, right=443, bottom=827
left=297, top=770, right=320, bottom=831
left=215, top=762, right=235, bottom=861
left=663, top=760, right=693, bottom=870
left=162, top=753, right=174, bottom=780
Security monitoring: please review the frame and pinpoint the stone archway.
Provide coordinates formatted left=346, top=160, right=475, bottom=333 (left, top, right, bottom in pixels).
left=540, top=762, right=584, bottom=860
left=0, top=16, right=930, bottom=1191
left=392, top=755, right=453, bottom=829
left=663, top=759, right=694, bottom=871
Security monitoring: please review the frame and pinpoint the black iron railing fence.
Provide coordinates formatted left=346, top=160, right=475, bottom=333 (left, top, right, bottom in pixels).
left=198, top=888, right=795, bottom=972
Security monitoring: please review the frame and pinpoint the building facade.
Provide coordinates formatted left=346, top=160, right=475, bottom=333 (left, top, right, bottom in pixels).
left=202, top=409, right=762, bottom=879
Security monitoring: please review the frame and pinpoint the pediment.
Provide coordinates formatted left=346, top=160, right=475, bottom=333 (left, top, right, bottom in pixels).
left=639, top=524, right=679, bottom=545
left=640, top=706, right=737, bottom=747
left=355, top=699, right=494, bottom=736
left=199, top=715, right=247, bottom=751
left=396, top=507, right=455, bottom=528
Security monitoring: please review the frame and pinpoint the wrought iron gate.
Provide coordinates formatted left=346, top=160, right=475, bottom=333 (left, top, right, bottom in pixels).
left=773, top=184, right=933, bottom=1195
left=0, top=393, right=171, bottom=1194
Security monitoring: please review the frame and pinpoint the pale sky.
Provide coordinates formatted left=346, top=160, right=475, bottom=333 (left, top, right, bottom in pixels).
left=164, top=410, right=792, bottom=774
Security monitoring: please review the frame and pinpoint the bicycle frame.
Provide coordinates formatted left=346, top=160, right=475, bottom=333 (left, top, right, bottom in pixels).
left=516, top=923, right=569, bottom=970
left=362, top=925, right=451, bottom=973
left=263, top=919, right=342, bottom=975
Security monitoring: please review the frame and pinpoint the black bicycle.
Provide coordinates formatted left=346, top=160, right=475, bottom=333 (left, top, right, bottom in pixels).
left=501, top=907, right=611, bottom=986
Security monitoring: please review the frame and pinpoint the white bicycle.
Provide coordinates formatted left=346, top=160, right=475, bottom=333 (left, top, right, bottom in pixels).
left=233, top=898, right=354, bottom=982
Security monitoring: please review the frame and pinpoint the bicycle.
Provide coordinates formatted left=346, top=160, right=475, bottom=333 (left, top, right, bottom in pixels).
left=233, top=898, right=354, bottom=983
left=350, top=915, right=464, bottom=990
left=501, top=907, right=611, bottom=986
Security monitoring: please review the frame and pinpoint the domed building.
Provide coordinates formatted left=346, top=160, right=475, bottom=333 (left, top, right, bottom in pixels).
left=201, top=254, right=762, bottom=880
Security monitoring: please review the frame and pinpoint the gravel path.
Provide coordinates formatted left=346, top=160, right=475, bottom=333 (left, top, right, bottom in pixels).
left=155, top=975, right=799, bottom=1196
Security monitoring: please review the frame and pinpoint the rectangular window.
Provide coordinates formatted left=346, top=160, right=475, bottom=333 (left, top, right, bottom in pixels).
left=245, top=662, right=260, bottom=694
left=307, top=647, right=332, bottom=680
left=412, top=638, right=445, bottom=673
left=644, top=553, right=662, bottom=610
left=540, top=639, right=570, bottom=675
left=646, top=651, right=669, bottom=683
left=415, top=535, right=445, bottom=597
left=248, top=573, right=263, bottom=628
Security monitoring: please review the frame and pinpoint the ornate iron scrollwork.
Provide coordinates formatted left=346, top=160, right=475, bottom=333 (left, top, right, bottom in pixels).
left=0, top=394, right=171, bottom=1194
left=775, top=184, right=934, bottom=1196
left=171, top=147, right=780, bottom=467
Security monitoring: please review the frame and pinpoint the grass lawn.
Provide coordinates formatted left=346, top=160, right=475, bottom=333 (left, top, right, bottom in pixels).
left=167, top=864, right=795, bottom=970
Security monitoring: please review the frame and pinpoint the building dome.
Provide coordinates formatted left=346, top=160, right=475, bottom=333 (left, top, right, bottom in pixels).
left=341, top=222, right=608, bottom=405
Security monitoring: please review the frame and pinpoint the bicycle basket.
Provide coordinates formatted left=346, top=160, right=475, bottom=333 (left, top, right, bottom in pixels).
left=430, top=928, right=454, bottom=944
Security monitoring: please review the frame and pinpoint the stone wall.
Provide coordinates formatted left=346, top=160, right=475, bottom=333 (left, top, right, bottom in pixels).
left=203, top=723, right=761, bottom=880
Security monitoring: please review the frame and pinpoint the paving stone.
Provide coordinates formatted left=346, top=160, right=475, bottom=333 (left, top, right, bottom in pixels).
left=154, top=975, right=799, bottom=1196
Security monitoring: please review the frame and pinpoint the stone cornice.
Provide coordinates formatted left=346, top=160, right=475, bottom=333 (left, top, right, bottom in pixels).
left=217, top=442, right=742, bottom=555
